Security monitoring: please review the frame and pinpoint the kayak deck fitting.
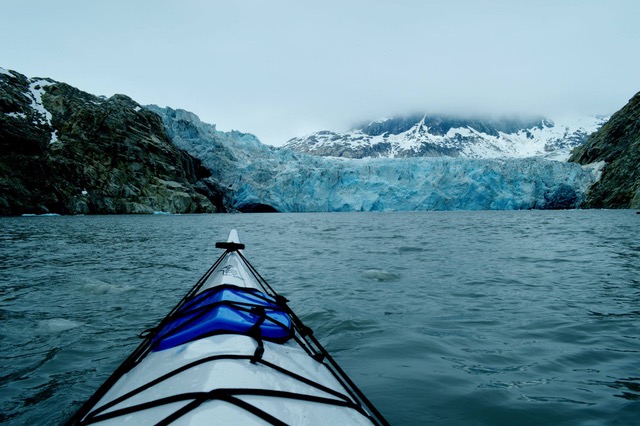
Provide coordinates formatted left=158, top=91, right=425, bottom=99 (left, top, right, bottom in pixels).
left=67, top=230, right=388, bottom=425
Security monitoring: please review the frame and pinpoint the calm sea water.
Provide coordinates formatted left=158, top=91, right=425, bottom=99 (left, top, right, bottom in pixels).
left=1, top=211, right=639, bottom=425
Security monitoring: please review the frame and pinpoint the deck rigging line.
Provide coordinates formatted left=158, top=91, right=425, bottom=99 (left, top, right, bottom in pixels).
left=67, top=239, right=389, bottom=426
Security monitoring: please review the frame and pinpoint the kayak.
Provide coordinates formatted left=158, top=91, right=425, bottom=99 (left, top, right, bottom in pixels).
left=67, top=230, right=388, bottom=425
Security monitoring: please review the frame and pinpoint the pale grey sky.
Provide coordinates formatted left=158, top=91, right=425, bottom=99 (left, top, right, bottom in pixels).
left=2, top=0, right=639, bottom=145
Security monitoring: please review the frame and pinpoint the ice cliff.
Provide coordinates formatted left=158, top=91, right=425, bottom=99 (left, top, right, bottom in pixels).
left=232, top=156, right=595, bottom=212
left=148, top=106, right=598, bottom=212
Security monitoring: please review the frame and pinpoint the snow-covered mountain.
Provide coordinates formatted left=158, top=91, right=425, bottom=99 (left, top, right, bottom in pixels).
left=149, top=106, right=601, bottom=212
left=284, top=114, right=608, bottom=161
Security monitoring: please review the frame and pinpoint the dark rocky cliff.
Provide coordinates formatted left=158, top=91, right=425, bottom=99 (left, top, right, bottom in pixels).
left=0, top=69, right=223, bottom=215
left=569, top=92, right=640, bottom=208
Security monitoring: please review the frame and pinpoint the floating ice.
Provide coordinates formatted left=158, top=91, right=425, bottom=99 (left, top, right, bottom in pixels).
left=81, top=280, right=132, bottom=295
left=37, top=318, right=83, bottom=333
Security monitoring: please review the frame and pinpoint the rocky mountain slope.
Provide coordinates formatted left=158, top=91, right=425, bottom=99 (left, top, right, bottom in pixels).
left=284, top=114, right=607, bottom=160
left=569, top=92, right=640, bottom=208
left=0, top=68, right=221, bottom=215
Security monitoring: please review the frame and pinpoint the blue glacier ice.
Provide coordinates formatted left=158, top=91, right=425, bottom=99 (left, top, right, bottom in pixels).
left=231, top=156, right=596, bottom=212
left=147, top=106, right=598, bottom=212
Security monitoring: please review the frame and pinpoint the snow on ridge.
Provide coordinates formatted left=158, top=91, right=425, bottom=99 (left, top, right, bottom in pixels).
left=1, top=69, right=58, bottom=147
left=28, top=79, right=54, bottom=125
left=368, top=116, right=393, bottom=125
left=0, top=68, right=56, bottom=127
left=285, top=114, right=608, bottom=161
left=27, top=78, right=59, bottom=144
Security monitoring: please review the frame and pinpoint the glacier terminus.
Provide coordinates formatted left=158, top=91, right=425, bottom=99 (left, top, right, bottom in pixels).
left=147, top=106, right=604, bottom=213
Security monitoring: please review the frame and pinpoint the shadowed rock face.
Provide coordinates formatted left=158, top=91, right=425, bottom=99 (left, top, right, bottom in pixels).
left=569, top=92, right=640, bottom=209
left=0, top=69, right=223, bottom=215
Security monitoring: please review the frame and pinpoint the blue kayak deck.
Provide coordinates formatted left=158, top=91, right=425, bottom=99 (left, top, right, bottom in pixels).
left=151, top=285, right=293, bottom=351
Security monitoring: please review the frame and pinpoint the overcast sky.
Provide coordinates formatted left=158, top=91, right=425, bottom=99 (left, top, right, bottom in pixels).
left=3, top=0, right=639, bottom=145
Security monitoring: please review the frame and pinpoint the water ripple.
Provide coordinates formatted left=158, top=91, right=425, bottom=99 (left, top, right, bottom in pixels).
left=1, top=211, right=639, bottom=425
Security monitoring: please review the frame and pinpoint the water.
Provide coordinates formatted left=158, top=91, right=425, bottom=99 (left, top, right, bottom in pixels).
left=1, top=211, right=639, bottom=425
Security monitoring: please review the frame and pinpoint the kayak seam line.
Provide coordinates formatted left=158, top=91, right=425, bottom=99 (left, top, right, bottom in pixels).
left=85, top=388, right=368, bottom=425
left=157, top=393, right=287, bottom=426
left=83, top=353, right=356, bottom=423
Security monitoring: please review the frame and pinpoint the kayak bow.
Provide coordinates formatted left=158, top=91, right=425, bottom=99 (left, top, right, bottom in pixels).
left=67, top=230, right=388, bottom=425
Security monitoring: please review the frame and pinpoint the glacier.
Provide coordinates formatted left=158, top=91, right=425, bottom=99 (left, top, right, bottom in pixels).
left=232, top=156, right=595, bottom=212
left=147, top=106, right=598, bottom=212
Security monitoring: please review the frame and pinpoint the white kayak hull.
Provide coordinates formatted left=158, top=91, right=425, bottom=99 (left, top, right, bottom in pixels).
left=68, top=230, right=386, bottom=425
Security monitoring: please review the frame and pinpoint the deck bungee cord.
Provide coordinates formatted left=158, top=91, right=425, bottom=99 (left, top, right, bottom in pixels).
left=67, top=232, right=389, bottom=425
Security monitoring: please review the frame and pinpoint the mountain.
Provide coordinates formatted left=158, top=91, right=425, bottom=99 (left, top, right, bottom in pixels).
left=0, top=66, right=613, bottom=215
left=149, top=106, right=598, bottom=212
left=0, top=67, right=222, bottom=215
left=284, top=114, right=607, bottom=160
left=569, top=92, right=640, bottom=208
